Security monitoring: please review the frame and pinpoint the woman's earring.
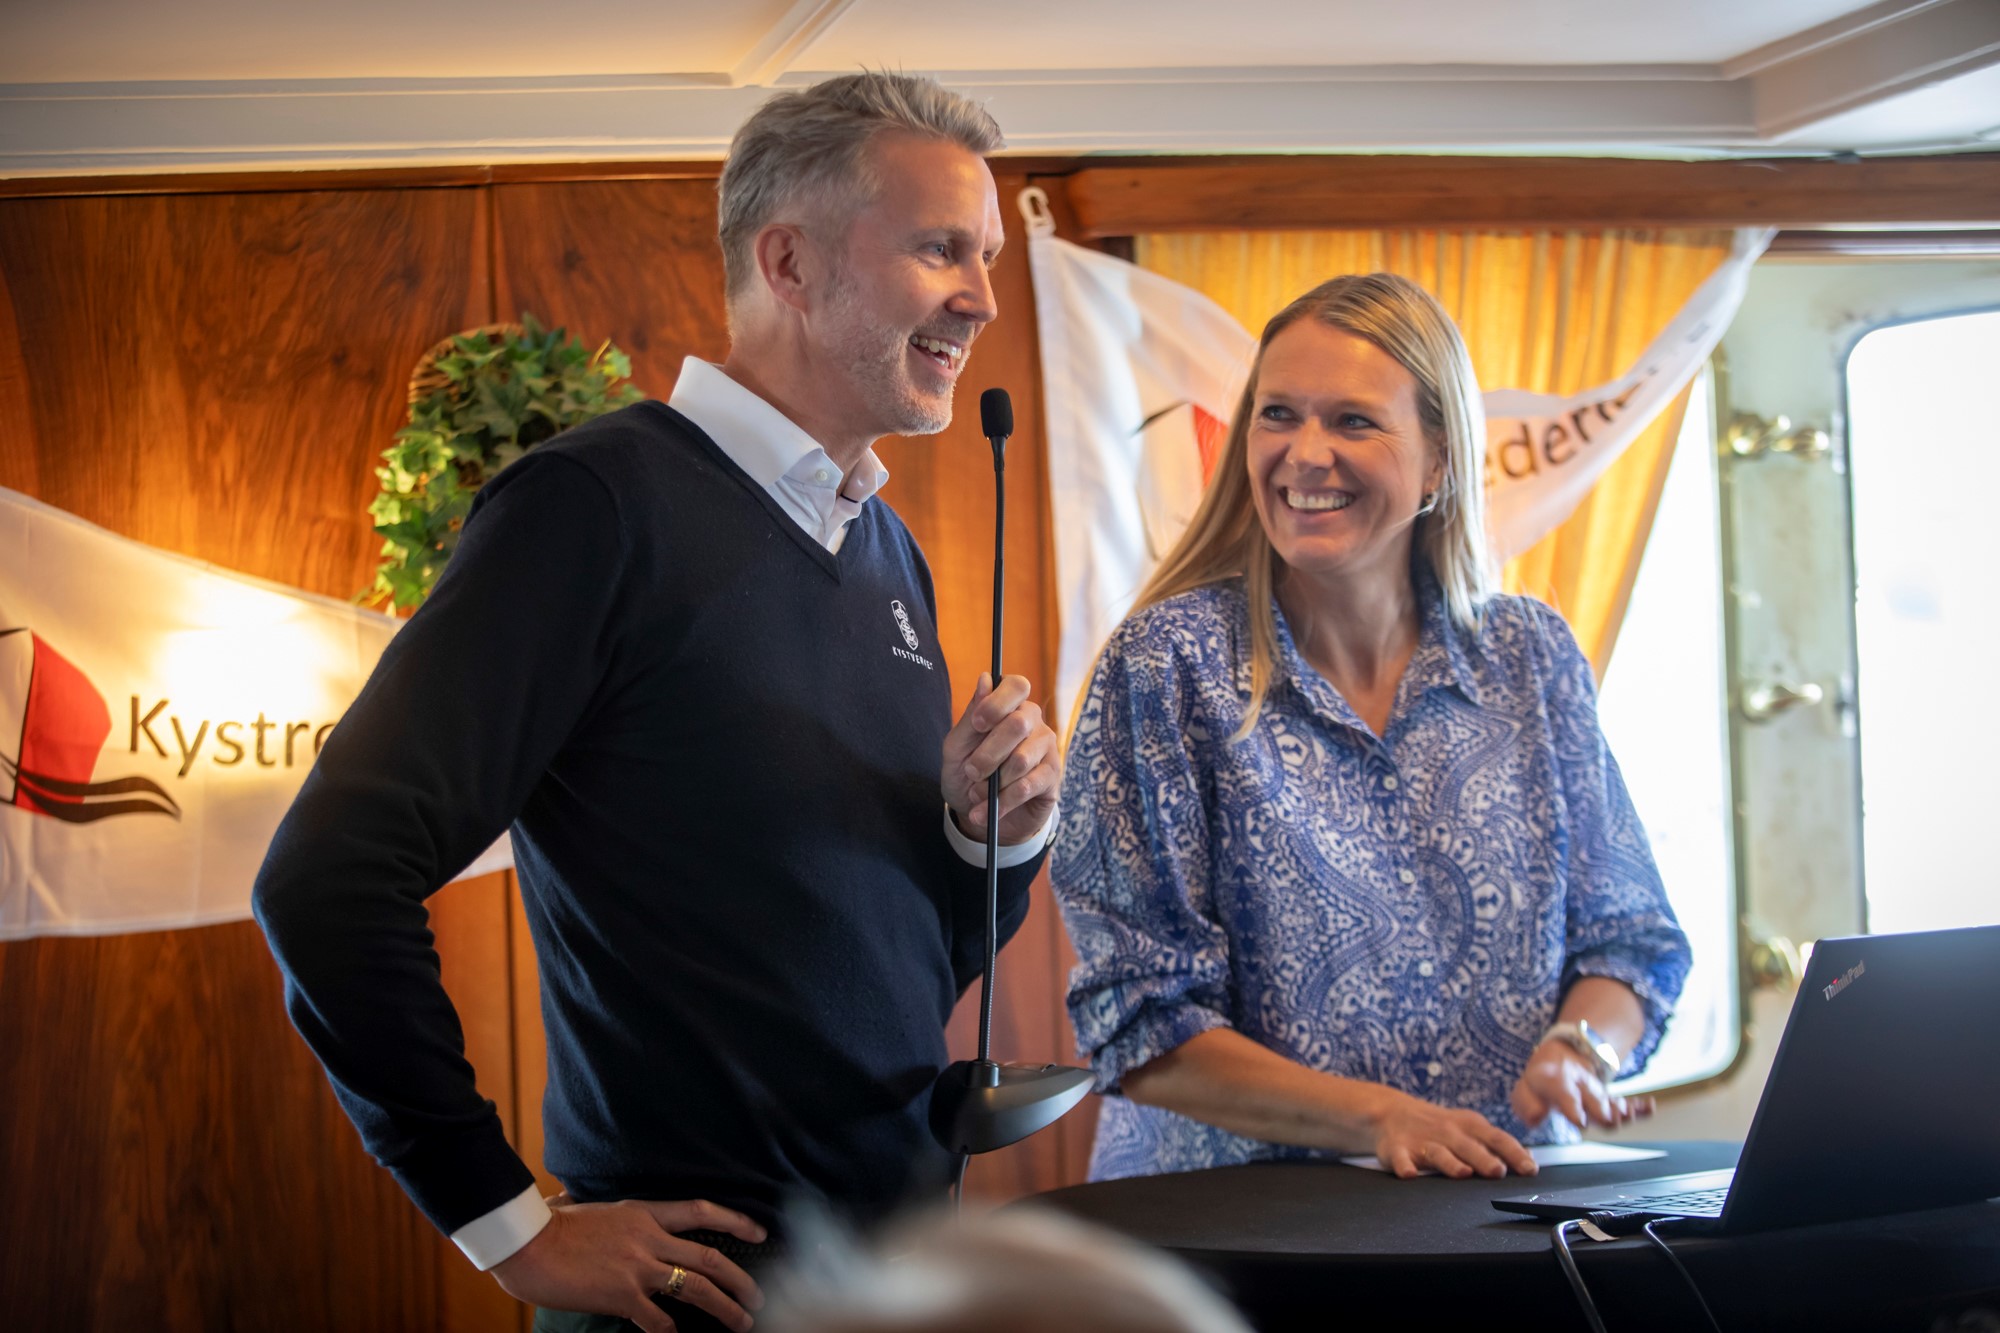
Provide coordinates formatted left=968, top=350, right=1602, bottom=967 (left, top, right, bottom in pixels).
left=1415, top=490, right=1439, bottom=518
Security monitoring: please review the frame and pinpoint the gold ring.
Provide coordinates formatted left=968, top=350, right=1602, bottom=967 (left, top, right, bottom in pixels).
left=664, top=1265, right=688, bottom=1299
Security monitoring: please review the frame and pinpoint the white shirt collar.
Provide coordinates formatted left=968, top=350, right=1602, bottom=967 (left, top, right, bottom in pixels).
left=666, top=357, right=889, bottom=504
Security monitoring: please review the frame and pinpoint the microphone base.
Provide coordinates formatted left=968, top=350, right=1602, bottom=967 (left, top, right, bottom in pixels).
left=929, top=1059, right=1094, bottom=1156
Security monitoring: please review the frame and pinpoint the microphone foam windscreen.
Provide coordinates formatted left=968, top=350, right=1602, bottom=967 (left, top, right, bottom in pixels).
left=979, top=387, right=1014, bottom=440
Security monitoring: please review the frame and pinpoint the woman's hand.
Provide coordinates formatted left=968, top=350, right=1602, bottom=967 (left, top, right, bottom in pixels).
left=1510, top=1039, right=1654, bottom=1132
left=1371, top=1088, right=1538, bottom=1180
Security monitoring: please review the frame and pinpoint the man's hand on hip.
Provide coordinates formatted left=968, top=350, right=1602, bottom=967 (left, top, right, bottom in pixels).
left=942, top=672, right=1061, bottom=846
left=491, top=1196, right=765, bottom=1333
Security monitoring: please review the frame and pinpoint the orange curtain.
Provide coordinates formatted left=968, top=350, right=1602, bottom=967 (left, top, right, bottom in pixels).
left=1132, top=228, right=1734, bottom=677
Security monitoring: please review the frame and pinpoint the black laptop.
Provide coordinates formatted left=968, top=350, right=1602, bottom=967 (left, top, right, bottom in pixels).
left=1494, top=923, right=2000, bottom=1233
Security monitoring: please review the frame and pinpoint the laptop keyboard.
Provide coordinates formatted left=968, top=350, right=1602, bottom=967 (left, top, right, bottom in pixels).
left=1635, top=1186, right=1730, bottom=1214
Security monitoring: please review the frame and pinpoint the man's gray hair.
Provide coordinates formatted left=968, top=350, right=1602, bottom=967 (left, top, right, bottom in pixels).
left=717, top=72, right=1004, bottom=299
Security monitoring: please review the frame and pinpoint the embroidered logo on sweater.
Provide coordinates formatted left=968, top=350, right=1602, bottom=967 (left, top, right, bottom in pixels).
left=888, top=600, right=934, bottom=670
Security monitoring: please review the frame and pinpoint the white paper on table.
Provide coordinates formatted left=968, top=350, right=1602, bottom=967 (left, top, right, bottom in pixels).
left=1339, top=1143, right=1668, bottom=1174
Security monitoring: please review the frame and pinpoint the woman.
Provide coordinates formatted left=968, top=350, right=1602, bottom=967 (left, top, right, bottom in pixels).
left=1052, top=273, right=1691, bottom=1183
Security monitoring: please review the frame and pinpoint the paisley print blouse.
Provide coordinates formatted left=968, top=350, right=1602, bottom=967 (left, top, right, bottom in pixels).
left=1052, top=575, right=1691, bottom=1181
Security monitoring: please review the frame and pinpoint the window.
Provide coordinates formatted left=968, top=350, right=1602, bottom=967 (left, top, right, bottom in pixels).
left=1595, top=371, right=1739, bottom=1092
left=1847, top=308, right=2000, bottom=936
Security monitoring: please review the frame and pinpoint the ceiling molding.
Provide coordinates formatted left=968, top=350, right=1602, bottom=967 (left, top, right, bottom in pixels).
left=833, top=63, right=1730, bottom=87
left=729, top=0, right=860, bottom=88
left=0, top=68, right=1765, bottom=177
left=1743, top=0, right=2000, bottom=140
left=0, top=78, right=770, bottom=175
left=7, top=3, right=2000, bottom=180
left=967, top=70, right=1757, bottom=151
left=1720, top=0, right=1949, bottom=79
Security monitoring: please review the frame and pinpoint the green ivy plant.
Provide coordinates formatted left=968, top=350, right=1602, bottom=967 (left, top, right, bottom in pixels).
left=364, top=314, right=643, bottom=610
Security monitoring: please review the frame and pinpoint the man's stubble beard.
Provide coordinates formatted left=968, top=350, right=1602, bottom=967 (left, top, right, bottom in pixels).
left=822, top=265, right=957, bottom=439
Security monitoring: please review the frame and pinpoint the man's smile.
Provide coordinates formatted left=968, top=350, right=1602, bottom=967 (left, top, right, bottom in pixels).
left=909, top=333, right=968, bottom=374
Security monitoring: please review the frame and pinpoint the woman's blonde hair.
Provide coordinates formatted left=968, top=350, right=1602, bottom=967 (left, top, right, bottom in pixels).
left=1130, top=272, right=1491, bottom=738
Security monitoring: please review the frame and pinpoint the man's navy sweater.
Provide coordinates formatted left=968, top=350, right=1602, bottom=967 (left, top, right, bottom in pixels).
left=253, top=401, right=1039, bottom=1235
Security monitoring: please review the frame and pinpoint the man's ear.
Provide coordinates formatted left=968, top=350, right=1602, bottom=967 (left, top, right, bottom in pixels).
left=751, top=222, right=818, bottom=316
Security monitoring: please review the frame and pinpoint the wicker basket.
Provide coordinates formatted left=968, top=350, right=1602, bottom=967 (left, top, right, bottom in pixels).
left=406, top=322, right=525, bottom=405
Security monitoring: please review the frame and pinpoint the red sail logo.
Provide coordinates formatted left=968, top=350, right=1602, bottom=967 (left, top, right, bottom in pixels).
left=0, top=628, right=180, bottom=822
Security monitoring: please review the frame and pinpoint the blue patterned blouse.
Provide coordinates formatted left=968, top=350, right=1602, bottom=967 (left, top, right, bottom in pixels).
left=1052, top=574, right=1691, bottom=1182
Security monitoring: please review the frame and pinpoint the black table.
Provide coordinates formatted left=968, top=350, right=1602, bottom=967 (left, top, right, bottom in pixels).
left=1031, top=1142, right=2000, bottom=1332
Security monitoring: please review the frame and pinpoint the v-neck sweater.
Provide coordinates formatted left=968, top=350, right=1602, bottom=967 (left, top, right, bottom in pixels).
left=254, top=400, right=1039, bottom=1235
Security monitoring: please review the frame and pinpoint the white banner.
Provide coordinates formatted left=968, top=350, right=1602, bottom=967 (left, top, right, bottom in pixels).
left=1481, top=226, right=1772, bottom=560
left=0, top=487, right=510, bottom=940
left=1024, top=185, right=1771, bottom=715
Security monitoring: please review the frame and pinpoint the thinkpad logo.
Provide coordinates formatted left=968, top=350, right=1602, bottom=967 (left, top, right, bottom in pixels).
left=888, top=600, right=933, bottom=670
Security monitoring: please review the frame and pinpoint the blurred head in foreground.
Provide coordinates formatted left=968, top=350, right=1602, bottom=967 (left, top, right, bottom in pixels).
left=760, top=1206, right=1253, bottom=1333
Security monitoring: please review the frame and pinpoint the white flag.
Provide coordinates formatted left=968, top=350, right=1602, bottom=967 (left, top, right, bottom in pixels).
left=1025, top=188, right=1256, bottom=721
left=1025, top=187, right=1771, bottom=714
left=0, top=487, right=509, bottom=940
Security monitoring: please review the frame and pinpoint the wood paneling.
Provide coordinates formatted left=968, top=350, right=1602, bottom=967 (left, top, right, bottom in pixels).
left=0, top=163, right=725, bottom=202
left=0, top=186, right=522, bottom=1332
left=1066, top=153, right=2000, bottom=236
left=491, top=178, right=733, bottom=396
left=432, top=873, right=534, bottom=1333
left=0, top=188, right=485, bottom=592
left=508, top=877, right=558, bottom=1201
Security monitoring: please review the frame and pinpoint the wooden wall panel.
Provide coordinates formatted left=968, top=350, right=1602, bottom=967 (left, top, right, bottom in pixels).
left=0, top=190, right=483, bottom=590
left=0, top=186, right=525, bottom=1332
left=1064, top=152, right=2000, bottom=236
left=490, top=178, right=732, bottom=397
left=431, top=874, right=535, bottom=1333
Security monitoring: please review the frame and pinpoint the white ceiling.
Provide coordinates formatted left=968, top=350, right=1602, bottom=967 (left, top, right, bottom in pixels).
left=0, top=0, right=1880, bottom=80
left=812, top=0, right=1874, bottom=69
left=1, top=0, right=1997, bottom=175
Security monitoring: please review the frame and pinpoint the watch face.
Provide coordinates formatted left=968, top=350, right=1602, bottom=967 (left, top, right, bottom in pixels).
left=1575, top=1022, right=1619, bottom=1077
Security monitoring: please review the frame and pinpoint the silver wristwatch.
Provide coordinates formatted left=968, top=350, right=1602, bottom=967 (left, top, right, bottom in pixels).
left=1540, top=1020, right=1621, bottom=1083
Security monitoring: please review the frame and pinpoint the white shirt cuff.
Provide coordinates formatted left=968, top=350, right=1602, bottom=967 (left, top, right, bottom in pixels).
left=943, top=803, right=1055, bottom=869
left=450, top=1185, right=552, bottom=1271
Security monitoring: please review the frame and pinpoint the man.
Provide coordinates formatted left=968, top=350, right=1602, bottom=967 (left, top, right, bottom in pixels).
left=254, top=73, right=1058, bottom=1333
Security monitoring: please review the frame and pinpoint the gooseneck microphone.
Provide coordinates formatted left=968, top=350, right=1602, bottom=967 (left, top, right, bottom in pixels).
left=929, top=388, right=1093, bottom=1188
left=976, top=386, right=1010, bottom=1068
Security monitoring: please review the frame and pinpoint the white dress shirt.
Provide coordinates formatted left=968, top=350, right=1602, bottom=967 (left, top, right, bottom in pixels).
left=451, top=359, right=1052, bottom=1270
